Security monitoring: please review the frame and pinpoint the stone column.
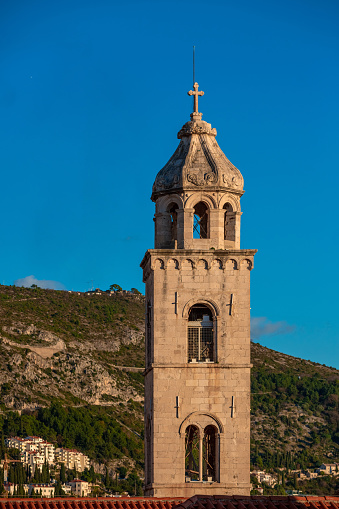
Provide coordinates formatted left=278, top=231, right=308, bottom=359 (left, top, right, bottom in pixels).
left=209, top=209, right=224, bottom=249
left=215, top=433, right=220, bottom=482
left=154, top=212, right=172, bottom=249
left=199, top=433, right=203, bottom=482
left=224, top=211, right=242, bottom=249
left=177, top=208, right=194, bottom=249
left=234, top=211, right=242, bottom=249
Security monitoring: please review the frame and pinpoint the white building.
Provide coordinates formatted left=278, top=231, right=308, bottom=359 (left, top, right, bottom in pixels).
left=251, top=470, right=276, bottom=487
left=21, top=450, right=45, bottom=474
left=28, top=484, right=55, bottom=497
left=317, top=463, right=339, bottom=475
left=5, top=436, right=55, bottom=467
left=67, top=479, right=90, bottom=497
left=6, top=437, right=31, bottom=453
left=3, top=482, right=28, bottom=496
left=55, top=448, right=90, bottom=472
left=5, top=436, right=90, bottom=476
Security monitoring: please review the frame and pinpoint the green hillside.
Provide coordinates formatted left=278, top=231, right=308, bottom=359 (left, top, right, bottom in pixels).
left=0, top=284, right=338, bottom=494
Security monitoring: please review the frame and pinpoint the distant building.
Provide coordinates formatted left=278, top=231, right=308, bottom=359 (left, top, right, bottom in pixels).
left=317, top=463, right=339, bottom=475
left=21, top=450, right=45, bottom=474
left=5, top=436, right=89, bottom=474
left=67, top=479, right=90, bottom=497
left=5, top=436, right=55, bottom=473
left=55, top=448, right=90, bottom=472
left=28, top=484, right=55, bottom=497
left=251, top=470, right=276, bottom=487
left=61, top=484, right=72, bottom=495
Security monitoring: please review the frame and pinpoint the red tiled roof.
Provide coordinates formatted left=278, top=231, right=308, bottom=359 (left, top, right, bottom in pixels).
left=0, top=497, right=338, bottom=509
left=174, top=496, right=339, bottom=509
left=0, top=498, right=184, bottom=509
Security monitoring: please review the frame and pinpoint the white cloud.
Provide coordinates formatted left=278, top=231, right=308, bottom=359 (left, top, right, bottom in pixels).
left=14, top=275, right=66, bottom=291
left=251, top=316, right=295, bottom=340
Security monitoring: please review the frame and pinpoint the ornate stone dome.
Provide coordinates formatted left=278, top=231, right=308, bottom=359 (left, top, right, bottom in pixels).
left=151, top=84, right=244, bottom=202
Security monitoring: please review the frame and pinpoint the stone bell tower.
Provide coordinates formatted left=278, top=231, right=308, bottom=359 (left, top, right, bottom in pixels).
left=141, top=83, right=256, bottom=497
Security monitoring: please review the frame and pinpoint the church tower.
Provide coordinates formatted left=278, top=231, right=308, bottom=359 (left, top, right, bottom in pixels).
left=141, top=83, right=256, bottom=497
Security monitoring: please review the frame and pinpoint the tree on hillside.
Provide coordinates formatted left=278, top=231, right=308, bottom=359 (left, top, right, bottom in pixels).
left=55, top=480, right=65, bottom=496
left=118, top=466, right=127, bottom=479
left=60, top=463, right=66, bottom=483
left=131, top=288, right=141, bottom=295
left=109, top=284, right=122, bottom=292
left=89, top=465, right=96, bottom=482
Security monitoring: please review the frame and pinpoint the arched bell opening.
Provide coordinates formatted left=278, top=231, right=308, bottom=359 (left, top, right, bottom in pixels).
left=223, top=202, right=235, bottom=241
left=203, top=425, right=218, bottom=481
left=184, top=422, right=220, bottom=483
left=187, top=304, right=214, bottom=363
left=167, top=203, right=179, bottom=243
left=193, top=202, right=209, bottom=239
left=185, top=425, right=200, bottom=482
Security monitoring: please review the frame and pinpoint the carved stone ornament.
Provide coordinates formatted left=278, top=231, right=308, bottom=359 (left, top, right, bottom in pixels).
left=222, top=174, right=242, bottom=189
left=187, top=172, right=218, bottom=186
left=178, top=122, right=217, bottom=139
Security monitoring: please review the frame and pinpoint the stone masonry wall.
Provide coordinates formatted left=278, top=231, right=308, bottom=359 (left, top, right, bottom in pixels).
left=141, top=249, right=256, bottom=497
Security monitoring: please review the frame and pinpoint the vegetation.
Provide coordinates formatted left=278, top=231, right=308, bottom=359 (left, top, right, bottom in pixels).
left=0, top=284, right=339, bottom=495
left=0, top=402, right=143, bottom=466
left=0, top=284, right=144, bottom=344
left=251, top=344, right=339, bottom=471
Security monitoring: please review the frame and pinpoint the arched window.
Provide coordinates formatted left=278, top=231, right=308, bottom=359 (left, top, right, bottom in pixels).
left=167, top=203, right=178, bottom=242
left=193, top=202, right=209, bottom=239
left=223, top=203, right=234, bottom=241
left=188, top=304, right=214, bottom=363
left=185, top=423, right=219, bottom=482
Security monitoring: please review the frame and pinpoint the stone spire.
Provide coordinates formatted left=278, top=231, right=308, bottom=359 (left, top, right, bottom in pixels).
left=151, top=86, right=244, bottom=202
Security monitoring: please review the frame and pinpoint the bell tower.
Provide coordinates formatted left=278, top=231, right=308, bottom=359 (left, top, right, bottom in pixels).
left=141, top=83, right=256, bottom=497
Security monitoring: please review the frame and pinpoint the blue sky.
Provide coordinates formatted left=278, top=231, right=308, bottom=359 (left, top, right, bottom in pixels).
left=1, top=0, right=338, bottom=368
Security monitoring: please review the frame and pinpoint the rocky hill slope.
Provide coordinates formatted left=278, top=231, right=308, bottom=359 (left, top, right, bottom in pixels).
left=0, top=284, right=338, bottom=477
left=0, top=285, right=144, bottom=410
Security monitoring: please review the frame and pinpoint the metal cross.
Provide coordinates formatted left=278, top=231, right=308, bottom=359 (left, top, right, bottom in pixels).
left=188, top=82, right=204, bottom=113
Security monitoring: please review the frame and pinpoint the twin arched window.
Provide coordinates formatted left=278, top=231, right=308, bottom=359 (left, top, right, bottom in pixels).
left=188, top=304, right=214, bottom=363
left=185, top=424, right=218, bottom=482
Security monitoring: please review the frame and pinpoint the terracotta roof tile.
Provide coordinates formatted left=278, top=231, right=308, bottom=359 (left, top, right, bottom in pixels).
left=0, top=499, right=184, bottom=509
left=0, top=496, right=339, bottom=509
left=172, top=497, right=339, bottom=509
